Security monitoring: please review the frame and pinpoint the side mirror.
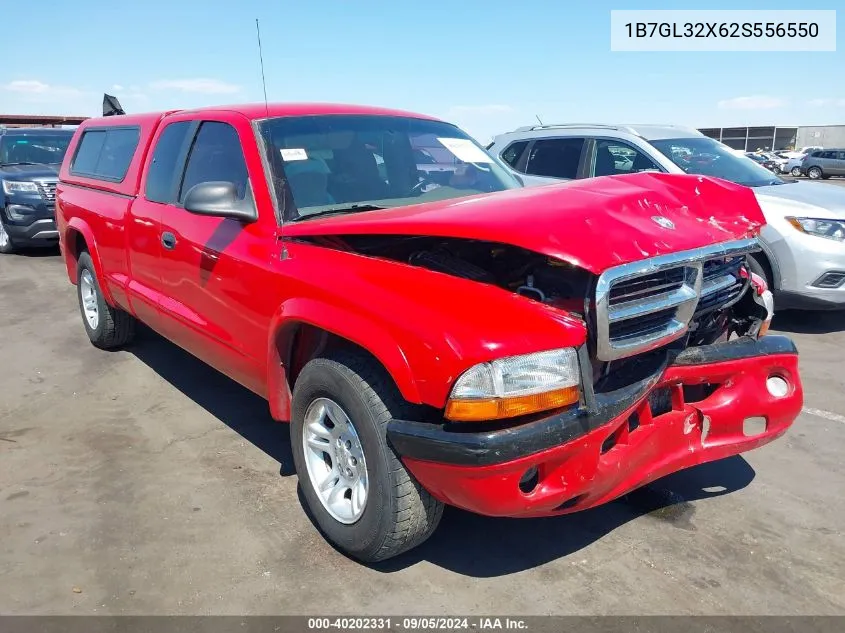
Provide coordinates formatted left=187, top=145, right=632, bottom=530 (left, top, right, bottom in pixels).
left=183, top=181, right=258, bottom=223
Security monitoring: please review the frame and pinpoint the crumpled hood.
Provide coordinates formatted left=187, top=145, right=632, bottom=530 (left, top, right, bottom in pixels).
left=754, top=180, right=845, bottom=218
left=283, top=172, right=765, bottom=273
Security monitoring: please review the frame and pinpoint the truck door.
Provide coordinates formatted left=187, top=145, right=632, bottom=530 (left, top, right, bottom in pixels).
left=126, top=119, right=196, bottom=329
left=154, top=115, right=281, bottom=397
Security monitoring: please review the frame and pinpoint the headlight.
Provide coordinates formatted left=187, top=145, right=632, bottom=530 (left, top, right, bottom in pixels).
left=2, top=180, right=39, bottom=195
left=445, top=348, right=581, bottom=422
left=786, top=217, right=845, bottom=241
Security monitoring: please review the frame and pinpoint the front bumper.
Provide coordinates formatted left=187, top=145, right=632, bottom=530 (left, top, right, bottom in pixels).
left=388, top=335, right=802, bottom=518
left=2, top=196, right=58, bottom=245
left=4, top=217, right=58, bottom=243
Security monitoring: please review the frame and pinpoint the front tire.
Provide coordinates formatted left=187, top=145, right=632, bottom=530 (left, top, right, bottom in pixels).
left=748, top=255, right=775, bottom=310
left=76, top=251, right=136, bottom=349
left=0, top=219, right=16, bottom=254
left=807, top=166, right=823, bottom=180
left=291, top=351, right=443, bottom=563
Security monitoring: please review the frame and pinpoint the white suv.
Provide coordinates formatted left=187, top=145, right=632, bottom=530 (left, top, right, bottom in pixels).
left=487, top=124, right=845, bottom=310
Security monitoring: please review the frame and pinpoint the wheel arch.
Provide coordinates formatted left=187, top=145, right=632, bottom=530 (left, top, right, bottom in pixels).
left=266, top=300, right=424, bottom=422
left=750, top=241, right=781, bottom=292
left=62, top=220, right=114, bottom=303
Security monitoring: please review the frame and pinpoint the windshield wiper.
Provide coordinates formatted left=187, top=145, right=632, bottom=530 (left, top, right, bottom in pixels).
left=291, top=204, right=389, bottom=222
left=0, top=161, right=39, bottom=167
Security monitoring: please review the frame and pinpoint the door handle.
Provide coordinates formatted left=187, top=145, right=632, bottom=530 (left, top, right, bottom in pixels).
left=161, top=232, right=177, bottom=250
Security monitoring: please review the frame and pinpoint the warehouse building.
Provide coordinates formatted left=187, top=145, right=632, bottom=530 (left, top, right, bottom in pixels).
left=0, top=114, right=88, bottom=129
left=697, top=125, right=845, bottom=152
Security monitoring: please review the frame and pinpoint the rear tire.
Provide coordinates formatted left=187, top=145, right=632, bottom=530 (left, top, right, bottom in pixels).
left=807, top=166, right=823, bottom=180
left=291, top=351, right=443, bottom=563
left=0, top=219, right=16, bottom=254
left=790, top=166, right=802, bottom=177
left=76, top=251, right=136, bottom=349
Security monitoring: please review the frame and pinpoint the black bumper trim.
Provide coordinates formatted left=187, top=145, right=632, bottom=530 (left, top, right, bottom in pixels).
left=670, top=334, right=797, bottom=365
left=775, top=290, right=845, bottom=312
left=4, top=218, right=58, bottom=243
left=387, top=335, right=798, bottom=467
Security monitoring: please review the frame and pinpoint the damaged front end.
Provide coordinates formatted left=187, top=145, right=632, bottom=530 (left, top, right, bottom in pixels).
left=298, top=232, right=776, bottom=400
left=312, top=233, right=800, bottom=517
left=283, top=171, right=800, bottom=518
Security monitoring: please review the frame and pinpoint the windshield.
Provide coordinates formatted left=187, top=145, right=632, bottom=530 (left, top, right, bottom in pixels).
left=650, top=137, right=785, bottom=187
left=0, top=133, right=72, bottom=166
left=257, top=115, right=520, bottom=221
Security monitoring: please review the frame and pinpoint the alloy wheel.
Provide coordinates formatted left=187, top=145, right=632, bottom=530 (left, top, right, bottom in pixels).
left=79, top=269, right=100, bottom=330
left=302, top=397, right=368, bottom=524
left=0, top=222, right=10, bottom=250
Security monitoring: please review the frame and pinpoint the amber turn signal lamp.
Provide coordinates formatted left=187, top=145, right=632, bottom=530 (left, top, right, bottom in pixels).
left=445, top=386, right=580, bottom=422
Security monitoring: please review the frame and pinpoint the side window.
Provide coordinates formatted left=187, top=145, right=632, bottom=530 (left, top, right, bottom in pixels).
left=837, top=151, right=845, bottom=160
left=524, top=138, right=585, bottom=179
left=593, top=139, right=659, bottom=177
left=145, top=122, right=192, bottom=203
left=180, top=122, right=249, bottom=202
left=71, top=127, right=140, bottom=181
left=810, top=151, right=823, bottom=158
left=500, top=141, right=528, bottom=169
left=822, top=151, right=837, bottom=159
left=71, top=131, right=107, bottom=175
left=97, top=129, right=141, bottom=180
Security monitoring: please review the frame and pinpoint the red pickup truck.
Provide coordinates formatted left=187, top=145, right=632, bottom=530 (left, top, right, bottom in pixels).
left=56, top=103, right=803, bottom=562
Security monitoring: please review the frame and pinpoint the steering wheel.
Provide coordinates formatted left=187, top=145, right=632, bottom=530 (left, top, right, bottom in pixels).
left=410, top=173, right=437, bottom=194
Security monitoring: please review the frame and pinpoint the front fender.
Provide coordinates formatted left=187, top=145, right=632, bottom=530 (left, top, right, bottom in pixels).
left=265, top=243, right=588, bottom=421
left=266, top=297, right=422, bottom=421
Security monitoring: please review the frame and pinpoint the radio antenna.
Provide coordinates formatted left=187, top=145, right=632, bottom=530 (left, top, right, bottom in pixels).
left=255, top=18, right=269, bottom=116
left=535, top=114, right=544, bottom=125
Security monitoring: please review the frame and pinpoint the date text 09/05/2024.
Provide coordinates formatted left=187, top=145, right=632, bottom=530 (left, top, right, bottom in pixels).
left=624, top=22, right=819, bottom=39
left=308, top=618, right=528, bottom=630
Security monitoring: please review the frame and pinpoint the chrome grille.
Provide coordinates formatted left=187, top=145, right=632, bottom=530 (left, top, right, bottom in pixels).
left=609, top=306, right=678, bottom=342
left=608, top=268, right=686, bottom=303
left=36, top=181, right=57, bottom=204
left=697, top=255, right=748, bottom=314
left=595, top=239, right=758, bottom=361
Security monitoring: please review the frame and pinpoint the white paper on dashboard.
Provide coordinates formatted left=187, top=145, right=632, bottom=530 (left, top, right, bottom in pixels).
left=280, top=148, right=309, bottom=161
left=436, top=138, right=493, bottom=163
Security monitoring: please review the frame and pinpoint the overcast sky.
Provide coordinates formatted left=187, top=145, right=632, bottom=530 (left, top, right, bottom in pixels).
left=2, top=0, right=843, bottom=143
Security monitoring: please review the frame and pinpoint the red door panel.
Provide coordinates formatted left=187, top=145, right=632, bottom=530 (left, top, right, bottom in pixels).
left=153, top=114, right=285, bottom=398
left=124, top=197, right=165, bottom=328
left=155, top=213, right=281, bottom=396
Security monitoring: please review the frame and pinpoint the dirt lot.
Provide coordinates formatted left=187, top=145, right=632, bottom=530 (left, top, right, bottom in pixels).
left=1, top=241, right=844, bottom=615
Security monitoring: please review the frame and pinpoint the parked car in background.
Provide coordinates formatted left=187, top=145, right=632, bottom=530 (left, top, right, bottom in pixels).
left=801, top=148, right=845, bottom=180
left=0, top=127, right=74, bottom=254
left=781, top=146, right=823, bottom=160
left=488, top=124, right=845, bottom=309
left=56, top=104, right=800, bottom=562
left=785, top=152, right=812, bottom=177
left=745, top=152, right=780, bottom=173
left=757, top=152, right=789, bottom=174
